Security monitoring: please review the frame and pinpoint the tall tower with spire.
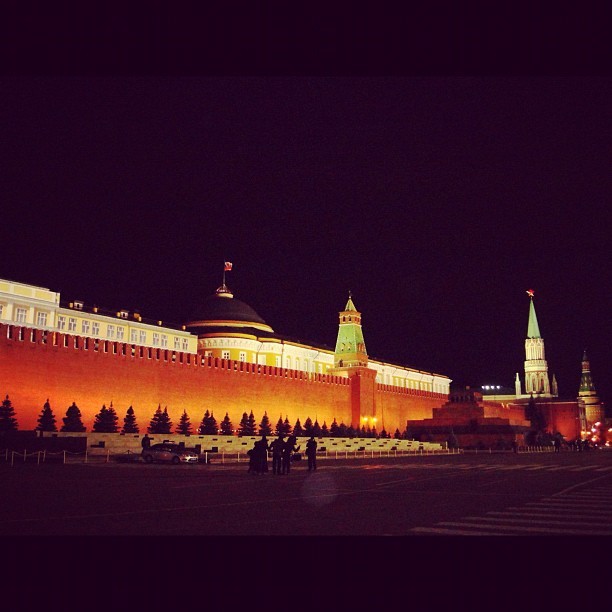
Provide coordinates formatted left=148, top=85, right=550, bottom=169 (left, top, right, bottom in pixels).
left=523, top=290, right=551, bottom=396
left=333, top=292, right=377, bottom=428
left=334, top=292, right=368, bottom=368
left=577, top=350, right=604, bottom=428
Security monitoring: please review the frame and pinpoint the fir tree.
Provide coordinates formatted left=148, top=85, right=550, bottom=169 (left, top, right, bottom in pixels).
left=274, top=415, right=284, bottom=436
left=361, top=425, right=367, bottom=437
left=220, top=412, right=233, bottom=435
left=61, top=402, right=86, bottom=432
left=312, top=419, right=322, bottom=437
left=337, top=422, right=348, bottom=437
left=329, top=418, right=340, bottom=437
left=93, top=403, right=119, bottom=433
left=0, top=395, right=19, bottom=432
left=293, top=418, right=303, bottom=437
left=36, top=399, right=57, bottom=432
left=121, top=405, right=139, bottom=434
left=177, top=410, right=192, bottom=435
left=303, top=417, right=313, bottom=436
left=199, top=409, right=211, bottom=434
left=394, top=428, right=401, bottom=440
left=283, top=416, right=292, bottom=436
left=149, top=404, right=173, bottom=434
left=203, top=411, right=218, bottom=435
left=346, top=425, right=356, bottom=438
left=237, top=411, right=249, bottom=436
left=245, top=410, right=257, bottom=436
left=379, top=428, right=387, bottom=439
left=321, top=421, right=329, bottom=437
left=258, top=411, right=272, bottom=436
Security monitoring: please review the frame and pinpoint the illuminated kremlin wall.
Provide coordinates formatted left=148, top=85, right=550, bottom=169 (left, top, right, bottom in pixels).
left=0, top=324, right=445, bottom=434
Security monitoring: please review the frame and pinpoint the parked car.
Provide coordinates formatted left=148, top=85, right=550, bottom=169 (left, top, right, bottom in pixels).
left=142, top=443, right=199, bottom=465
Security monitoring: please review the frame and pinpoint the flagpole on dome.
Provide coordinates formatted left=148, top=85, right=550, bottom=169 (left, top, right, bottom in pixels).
left=223, top=261, right=233, bottom=289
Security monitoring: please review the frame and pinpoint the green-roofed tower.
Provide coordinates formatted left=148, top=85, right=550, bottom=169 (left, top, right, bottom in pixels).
left=334, top=292, right=368, bottom=368
left=523, top=290, right=552, bottom=396
left=577, top=349, right=604, bottom=428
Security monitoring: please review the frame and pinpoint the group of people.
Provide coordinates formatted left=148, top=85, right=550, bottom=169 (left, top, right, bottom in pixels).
left=248, top=434, right=319, bottom=474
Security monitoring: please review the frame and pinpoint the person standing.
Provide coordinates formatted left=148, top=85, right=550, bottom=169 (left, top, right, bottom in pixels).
left=306, top=436, right=318, bottom=471
left=281, top=435, right=300, bottom=475
left=270, top=434, right=285, bottom=475
left=141, top=434, right=151, bottom=453
left=258, top=435, right=270, bottom=473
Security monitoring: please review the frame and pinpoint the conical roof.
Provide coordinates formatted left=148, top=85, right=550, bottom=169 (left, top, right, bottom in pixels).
left=527, top=297, right=541, bottom=338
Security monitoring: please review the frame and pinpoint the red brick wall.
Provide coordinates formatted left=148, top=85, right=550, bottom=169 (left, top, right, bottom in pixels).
left=0, top=325, right=447, bottom=433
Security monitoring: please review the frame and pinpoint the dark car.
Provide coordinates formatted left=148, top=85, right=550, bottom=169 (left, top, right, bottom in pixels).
left=142, top=443, right=199, bottom=465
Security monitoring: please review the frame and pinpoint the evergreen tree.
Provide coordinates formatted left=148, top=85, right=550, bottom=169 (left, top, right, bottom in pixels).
left=36, top=399, right=57, bottom=432
left=283, top=416, right=292, bottom=436
left=346, top=425, right=356, bottom=438
left=312, top=419, right=322, bottom=437
left=379, top=428, right=387, bottom=439
left=337, top=422, right=348, bottom=437
left=361, top=425, right=367, bottom=437
left=201, top=411, right=218, bottom=435
left=321, top=421, right=329, bottom=437
left=149, top=404, right=173, bottom=434
left=0, top=395, right=19, bottom=432
left=199, top=409, right=211, bottom=434
left=274, top=415, right=284, bottom=436
left=61, top=402, right=86, bottom=432
left=393, top=428, right=401, bottom=439
left=329, top=418, right=340, bottom=437
left=293, top=418, right=303, bottom=437
left=237, top=411, right=249, bottom=436
left=121, top=405, right=139, bottom=434
left=93, top=403, right=119, bottom=433
left=177, top=410, right=193, bottom=435
left=371, top=427, right=378, bottom=438
left=245, top=410, right=257, bottom=436
left=303, top=417, right=313, bottom=436
left=259, top=411, right=272, bottom=436
left=220, top=412, right=233, bottom=435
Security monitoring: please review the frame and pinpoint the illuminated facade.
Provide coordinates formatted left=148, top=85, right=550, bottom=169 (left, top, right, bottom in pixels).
left=0, top=275, right=450, bottom=433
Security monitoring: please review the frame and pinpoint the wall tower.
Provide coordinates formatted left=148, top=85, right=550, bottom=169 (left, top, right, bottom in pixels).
left=577, top=349, right=604, bottom=428
left=333, top=293, right=377, bottom=428
left=523, top=290, right=552, bottom=396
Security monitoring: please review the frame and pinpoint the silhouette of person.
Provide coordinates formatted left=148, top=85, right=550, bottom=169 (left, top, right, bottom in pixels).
left=258, top=435, right=270, bottom=473
left=281, top=435, right=300, bottom=475
left=306, top=436, right=318, bottom=471
left=141, top=434, right=151, bottom=453
left=247, top=441, right=258, bottom=473
left=270, top=434, right=285, bottom=475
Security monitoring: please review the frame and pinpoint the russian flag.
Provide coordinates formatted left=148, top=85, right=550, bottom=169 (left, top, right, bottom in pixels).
left=224, top=262, right=233, bottom=271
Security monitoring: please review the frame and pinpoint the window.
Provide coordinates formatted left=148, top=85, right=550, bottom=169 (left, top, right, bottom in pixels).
left=130, top=329, right=138, bottom=343
left=318, top=363, right=323, bottom=373
left=107, top=324, right=115, bottom=339
left=160, top=334, right=168, bottom=348
left=174, top=337, right=181, bottom=350
left=182, top=338, right=189, bottom=351
left=152, top=332, right=159, bottom=347
left=92, top=322, right=100, bottom=336
left=204, top=350, right=212, bottom=358
left=82, top=320, right=90, bottom=334
left=68, top=318, right=77, bottom=332
left=239, top=351, right=246, bottom=362
left=139, top=330, right=146, bottom=344
left=286, top=356, right=291, bottom=369
left=275, top=356, right=281, bottom=368
left=57, top=315, right=66, bottom=330
left=116, top=327, right=124, bottom=341
left=222, top=350, right=230, bottom=360
left=36, top=312, right=48, bottom=327
left=16, top=307, right=28, bottom=324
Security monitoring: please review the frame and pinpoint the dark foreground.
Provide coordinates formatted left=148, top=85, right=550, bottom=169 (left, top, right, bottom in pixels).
left=2, top=451, right=611, bottom=535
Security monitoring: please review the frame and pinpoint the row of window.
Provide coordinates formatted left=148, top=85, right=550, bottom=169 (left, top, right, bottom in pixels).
left=55, top=315, right=189, bottom=350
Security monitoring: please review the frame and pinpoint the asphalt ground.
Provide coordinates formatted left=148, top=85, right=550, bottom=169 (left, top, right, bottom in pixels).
left=2, top=450, right=611, bottom=536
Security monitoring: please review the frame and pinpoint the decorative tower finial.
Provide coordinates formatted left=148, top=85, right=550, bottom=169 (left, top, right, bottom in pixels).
left=334, top=294, right=367, bottom=368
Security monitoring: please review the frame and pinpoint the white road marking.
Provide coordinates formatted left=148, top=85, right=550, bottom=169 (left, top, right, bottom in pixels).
left=436, top=521, right=612, bottom=535
left=410, top=526, right=506, bottom=536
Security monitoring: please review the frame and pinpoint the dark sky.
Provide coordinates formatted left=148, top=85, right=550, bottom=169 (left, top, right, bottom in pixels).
left=1, top=76, right=610, bottom=407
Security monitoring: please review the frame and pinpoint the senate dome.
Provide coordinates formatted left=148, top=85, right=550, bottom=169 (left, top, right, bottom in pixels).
left=184, top=284, right=275, bottom=338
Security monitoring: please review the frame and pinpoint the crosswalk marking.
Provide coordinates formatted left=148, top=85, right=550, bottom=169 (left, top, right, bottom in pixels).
left=462, top=516, right=608, bottom=528
left=435, top=521, right=612, bottom=535
left=487, top=511, right=612, bottom=521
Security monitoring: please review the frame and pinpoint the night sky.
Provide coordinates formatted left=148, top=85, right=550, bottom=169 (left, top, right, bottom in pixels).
left=2, top=75, right=610, bottom=408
